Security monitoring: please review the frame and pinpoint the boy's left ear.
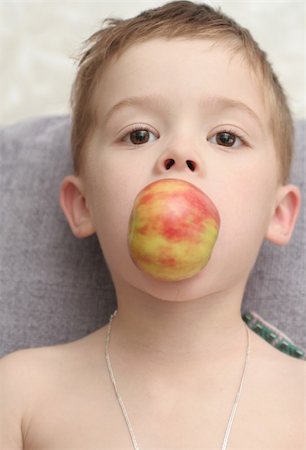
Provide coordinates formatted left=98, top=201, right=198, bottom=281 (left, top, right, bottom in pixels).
left=265, top=184, right=301, bottom=245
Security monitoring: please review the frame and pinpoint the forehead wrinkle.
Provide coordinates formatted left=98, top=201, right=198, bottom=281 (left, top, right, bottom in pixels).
left=100, top=93, right=263, bottom=131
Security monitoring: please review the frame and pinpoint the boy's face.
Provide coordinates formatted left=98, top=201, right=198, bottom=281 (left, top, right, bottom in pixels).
left=74, top=38, right=292, bottom=300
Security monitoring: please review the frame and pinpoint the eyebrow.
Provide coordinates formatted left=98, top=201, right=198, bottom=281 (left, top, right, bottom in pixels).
left=101, top=94, right=263, bottom=131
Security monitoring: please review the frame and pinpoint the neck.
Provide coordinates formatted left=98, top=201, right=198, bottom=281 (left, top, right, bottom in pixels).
left=109, top=274, right=248, bottom=373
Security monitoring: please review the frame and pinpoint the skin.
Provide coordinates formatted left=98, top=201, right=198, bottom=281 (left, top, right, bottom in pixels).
left=0, top=38, right=304, bottom=450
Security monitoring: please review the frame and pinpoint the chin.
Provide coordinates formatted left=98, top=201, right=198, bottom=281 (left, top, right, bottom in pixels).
left=111, top=262, right=220, bottom=303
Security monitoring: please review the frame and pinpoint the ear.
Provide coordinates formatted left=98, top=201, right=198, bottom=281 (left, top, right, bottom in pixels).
left=265, top=184, right=301, bottom=246
left=59, top=175, right=96, bottom=238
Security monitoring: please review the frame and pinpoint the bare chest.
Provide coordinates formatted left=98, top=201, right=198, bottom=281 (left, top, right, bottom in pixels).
left=24, top=370, right=304, bottom=450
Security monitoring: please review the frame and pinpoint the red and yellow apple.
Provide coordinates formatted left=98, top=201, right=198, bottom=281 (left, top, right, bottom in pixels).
left=127, top=178, right=220, bottom=281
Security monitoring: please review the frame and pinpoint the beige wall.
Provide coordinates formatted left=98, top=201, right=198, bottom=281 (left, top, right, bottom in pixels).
left=0, top=0, right=305, bottom=125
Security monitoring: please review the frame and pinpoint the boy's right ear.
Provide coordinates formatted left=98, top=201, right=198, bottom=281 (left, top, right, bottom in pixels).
left=59, top=175, right=96, bottom=238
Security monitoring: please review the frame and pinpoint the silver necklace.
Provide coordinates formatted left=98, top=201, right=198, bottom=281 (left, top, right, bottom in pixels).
left=105, top=309, right=251, bottom=450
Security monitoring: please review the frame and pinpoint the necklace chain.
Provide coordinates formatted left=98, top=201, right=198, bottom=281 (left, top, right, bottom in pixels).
left=105, top=309, right=251, bottom=450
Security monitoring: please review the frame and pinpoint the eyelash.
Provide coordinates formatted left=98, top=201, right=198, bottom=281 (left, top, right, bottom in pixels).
left=120, top=124, right=158, bottom=144
left=211, top=127, right=250, bottom=147
left=120, top=124, right=250, bottom=147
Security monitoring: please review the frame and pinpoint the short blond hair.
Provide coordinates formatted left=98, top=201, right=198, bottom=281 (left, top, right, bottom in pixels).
left=70, top=0, right=294, bottom=184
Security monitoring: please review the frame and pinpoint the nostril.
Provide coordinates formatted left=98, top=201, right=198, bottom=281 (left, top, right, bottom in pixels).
left=186, top=160, right=195, bottom=171
left=165, top=159, right=175, bottom=170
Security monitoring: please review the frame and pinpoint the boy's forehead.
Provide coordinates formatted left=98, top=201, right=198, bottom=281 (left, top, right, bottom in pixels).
left=93, top=38, right=268, bottom=130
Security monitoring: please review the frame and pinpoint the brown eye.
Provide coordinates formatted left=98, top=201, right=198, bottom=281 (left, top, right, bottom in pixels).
left=130, top=129, right=150, bottom=144
left=123, top=127, right=159, bottom=145
left=208, top=130, right=245, bottom=149
left=216, top=132, right=236, bottom=147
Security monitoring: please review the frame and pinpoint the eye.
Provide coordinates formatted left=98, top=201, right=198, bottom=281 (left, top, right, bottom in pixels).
left=208, top=129, right=248, bottom=148
left=121, top=126, right=159, bottom=145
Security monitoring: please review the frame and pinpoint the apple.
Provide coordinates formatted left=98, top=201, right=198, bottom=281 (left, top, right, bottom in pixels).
left=127, top=178, right=220, bottom=281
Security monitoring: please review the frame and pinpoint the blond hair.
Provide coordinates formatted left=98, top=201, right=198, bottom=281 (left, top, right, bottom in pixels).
left=70, top=0, right=294, bottom=184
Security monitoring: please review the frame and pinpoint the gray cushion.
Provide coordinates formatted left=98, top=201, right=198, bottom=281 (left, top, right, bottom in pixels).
left=0, top=115, right=305, bottom=357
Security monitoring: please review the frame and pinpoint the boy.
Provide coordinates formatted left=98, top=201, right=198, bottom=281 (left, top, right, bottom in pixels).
left=0, top=1, right=305, bottom=449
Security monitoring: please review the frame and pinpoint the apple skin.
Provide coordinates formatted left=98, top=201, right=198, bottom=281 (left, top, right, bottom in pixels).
left=127, top=178, right=220, bottom=281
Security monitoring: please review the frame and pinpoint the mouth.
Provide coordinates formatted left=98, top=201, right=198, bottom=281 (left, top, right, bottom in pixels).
left=127, top=178, right=221, bottom=281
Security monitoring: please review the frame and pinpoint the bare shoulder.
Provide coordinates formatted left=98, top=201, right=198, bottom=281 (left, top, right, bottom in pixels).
left=0, top=326, right=107, bottom=382
left=245, top=331, right=306, bottom=441
left=0, top=326, right=108, bottom=449
left=250, top=329, right=306, bottom=389
left=251, top=329, right=306, bottom=370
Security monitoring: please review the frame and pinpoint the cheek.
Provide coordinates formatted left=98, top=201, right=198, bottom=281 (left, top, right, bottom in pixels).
left=86, top=151, right=133, bottom=218
left=85, top=159, right=144, bottom=273
left=211, top=163, right=278, bottom=271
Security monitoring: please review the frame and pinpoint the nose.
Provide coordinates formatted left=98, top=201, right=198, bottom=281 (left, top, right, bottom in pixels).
left=164, top=158, right=196, bottom=171
left=155, top=140, right=204, bottom=176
